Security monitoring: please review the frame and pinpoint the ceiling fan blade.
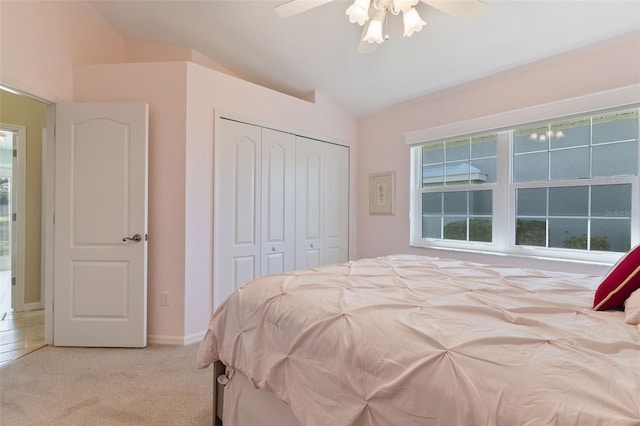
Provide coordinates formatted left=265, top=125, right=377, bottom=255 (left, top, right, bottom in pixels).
left=275, top=0, right=336, bottom=18
left=419, top=0, right=486, bottom=20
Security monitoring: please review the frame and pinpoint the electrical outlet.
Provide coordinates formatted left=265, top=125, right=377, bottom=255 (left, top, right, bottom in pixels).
left=161, top=292, right=169, bottom=306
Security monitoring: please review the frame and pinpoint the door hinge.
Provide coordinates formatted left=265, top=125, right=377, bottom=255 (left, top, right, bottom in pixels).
left=11, top=276, right=16, bottom=286
left=12, top=213, right=16, bottom=221
left=12, top=149, right=17, bottom=158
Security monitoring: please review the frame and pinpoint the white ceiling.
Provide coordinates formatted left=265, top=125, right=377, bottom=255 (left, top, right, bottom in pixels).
left=89, top=0, right=640, bottom=118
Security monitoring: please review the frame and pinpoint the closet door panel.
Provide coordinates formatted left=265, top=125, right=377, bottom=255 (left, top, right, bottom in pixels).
left=324, top=143, right=349, bottom=264
left=216, top=119, right=261, bottom=307
left=261, top=128, right=295, bottom=275
left=235, top=140, right=259, bottom=245
left=295, top=137, right=323, bottom=269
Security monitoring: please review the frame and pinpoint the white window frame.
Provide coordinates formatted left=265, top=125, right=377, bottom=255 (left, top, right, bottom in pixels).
left=408, top=86, right=640, bottom=264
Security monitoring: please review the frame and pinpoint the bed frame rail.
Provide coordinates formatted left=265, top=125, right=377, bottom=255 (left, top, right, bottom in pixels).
left=213, top=360, right=225, bottom=426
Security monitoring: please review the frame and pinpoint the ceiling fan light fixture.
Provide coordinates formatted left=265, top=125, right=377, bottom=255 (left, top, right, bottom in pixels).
left=402, top=7, right=426, bottom=37
left=362, top=11, right=386, bottom=44
left=346, top=0, right=371, bottom=25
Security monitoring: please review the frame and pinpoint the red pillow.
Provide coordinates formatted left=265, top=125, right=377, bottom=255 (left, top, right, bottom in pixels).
left=593, top=245, right=640, bottom=311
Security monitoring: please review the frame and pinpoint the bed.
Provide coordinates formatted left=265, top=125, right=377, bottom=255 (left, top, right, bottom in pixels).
left=197, top=254, right=640, bottom=425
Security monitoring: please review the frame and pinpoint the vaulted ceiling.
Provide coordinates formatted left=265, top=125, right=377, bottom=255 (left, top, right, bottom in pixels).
left=90, top=0, right=640, bottom=117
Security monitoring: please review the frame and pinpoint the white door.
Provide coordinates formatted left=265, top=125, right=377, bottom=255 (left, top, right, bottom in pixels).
left=323, top=143, right=349, bottom=265
left=295, top=138, right=349, bottom=269
left=54, top=103, right=148, bottom=347
left=261, top=128, right=295, bottom=276
left=295, top=137, right=324, bottom=269
left=216, top=119, right=262, bottom=307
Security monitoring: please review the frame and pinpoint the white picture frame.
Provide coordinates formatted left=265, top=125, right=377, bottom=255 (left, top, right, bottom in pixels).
left=369, top=171, right=395, bottom=215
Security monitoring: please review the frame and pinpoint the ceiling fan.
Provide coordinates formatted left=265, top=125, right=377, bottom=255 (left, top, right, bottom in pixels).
left=276, top=0, right=486, bottom=53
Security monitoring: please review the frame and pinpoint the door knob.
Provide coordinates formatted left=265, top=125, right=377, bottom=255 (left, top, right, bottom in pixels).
left=122, top=234, right=142, bottom=242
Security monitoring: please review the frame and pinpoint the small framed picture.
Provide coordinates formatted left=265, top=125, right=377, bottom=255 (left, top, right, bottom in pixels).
left=369, top=171, right=395, bottom=215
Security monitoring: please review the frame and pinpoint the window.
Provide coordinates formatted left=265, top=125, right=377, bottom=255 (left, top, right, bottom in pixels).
left=419, top=135, right=497, bottom=243
left=411, top=108, right=639, bottom=262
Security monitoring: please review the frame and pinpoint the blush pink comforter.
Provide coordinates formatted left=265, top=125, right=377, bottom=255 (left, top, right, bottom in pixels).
left=197, top=255, right=640, bottom=425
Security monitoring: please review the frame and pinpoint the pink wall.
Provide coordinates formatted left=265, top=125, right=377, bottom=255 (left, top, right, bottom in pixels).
left=357, top=33, right=640, bottom=275
left=0, top=0, right=123, bottom=102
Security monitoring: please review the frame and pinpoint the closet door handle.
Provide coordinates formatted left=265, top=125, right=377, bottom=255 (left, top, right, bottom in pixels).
left=123, top=234, right=142, bottom=242
left=272, top=246, right=277, bottom=252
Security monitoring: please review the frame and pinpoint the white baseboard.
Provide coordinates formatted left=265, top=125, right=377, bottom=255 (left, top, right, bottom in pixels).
left=147, top=330, right=206, bottom=346
left=14, top=302, right=43, bottom=312
left=184, top=330, right=206, bottom=345
left=147, top=335, right=185, bottom=345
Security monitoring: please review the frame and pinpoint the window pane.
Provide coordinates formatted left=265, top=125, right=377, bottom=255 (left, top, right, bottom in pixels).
left=514, top=152, right=548, bottom=182
left=550, top=118, right=589, bottom=149
left=515, top=126, right=549, bottom=153
left=550, top=147, right=590, bottom=180
left=593, top=111, right=638, bottom=144
left=444, top=191, right=466, bottom=214
left=549, top=186, right=588, bottom=216
left=422, top=164, right=444, bottom=187
left=516, top=219, right=546, bottom=246
left=517, top=188, right=547, bottom=216
left=422, top=216, right=442, bottom=239
left=592, top=142, right=637, bottom=177
left=469, top=190, right=492, bottom=215
left=470, top=158, right=496, bottom=183
left=422, top=192, right=442, bottom=214
left=446, top=139, right=469, bottom=162
left=471, top=135, right=497, bottom=158
left=423, top=143, right=444, bottom=164
left=445, top=161, right=472, bottom=185
left=591, top=219, right=631, bottom=252
left=420, top=190, right=492, bottom=242
left=469, top=218, right=492, bottom=242
left=549, top=218, right=588, bottom=249
left=443, top=217, right=467, bottom=240
left=591, top=184, right=631, bottom=218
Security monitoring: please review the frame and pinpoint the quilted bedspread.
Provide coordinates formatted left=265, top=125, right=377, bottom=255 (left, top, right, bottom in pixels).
left=197, top=255, right=640, bottom=425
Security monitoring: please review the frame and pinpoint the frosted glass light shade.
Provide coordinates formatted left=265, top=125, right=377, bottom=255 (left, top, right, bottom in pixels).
left=363, top=18, right=384, bottom=44
left=346, top=0, right=371, bottom=26
left=403, top=7, right=426, bottom=36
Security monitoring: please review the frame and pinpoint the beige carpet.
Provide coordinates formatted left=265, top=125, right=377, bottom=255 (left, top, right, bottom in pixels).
left=0, top=343, right=214, bottom=425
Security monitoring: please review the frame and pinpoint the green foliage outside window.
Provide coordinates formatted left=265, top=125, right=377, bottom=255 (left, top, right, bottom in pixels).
left=516, top=219, right=611, bottom=251
left=443, top=219, right=492, bottom=242
left=516, top=219, right=546, bottom=246
left=563, top=235, right=610, bottom=251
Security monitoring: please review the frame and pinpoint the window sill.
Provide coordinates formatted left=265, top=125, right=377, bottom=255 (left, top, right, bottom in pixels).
left=409, top=242, right=615, bottom=276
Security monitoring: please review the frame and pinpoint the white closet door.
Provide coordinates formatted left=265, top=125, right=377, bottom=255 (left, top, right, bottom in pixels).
left=261, top=128, right=296, bottom=276
left=216, top=119, right=262, bottom=307
left=324, top=143, right=349, bottom=265
left=295, top=137, right=324, bottom=269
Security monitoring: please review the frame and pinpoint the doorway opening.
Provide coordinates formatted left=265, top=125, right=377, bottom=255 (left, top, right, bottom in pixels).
left=0, top=128, right=14, bottom=315
left=0, top=84, right=48, bottom=360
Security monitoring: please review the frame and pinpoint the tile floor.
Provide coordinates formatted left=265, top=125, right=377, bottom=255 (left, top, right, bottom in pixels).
left=0, top=271, right=45, bottom=366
